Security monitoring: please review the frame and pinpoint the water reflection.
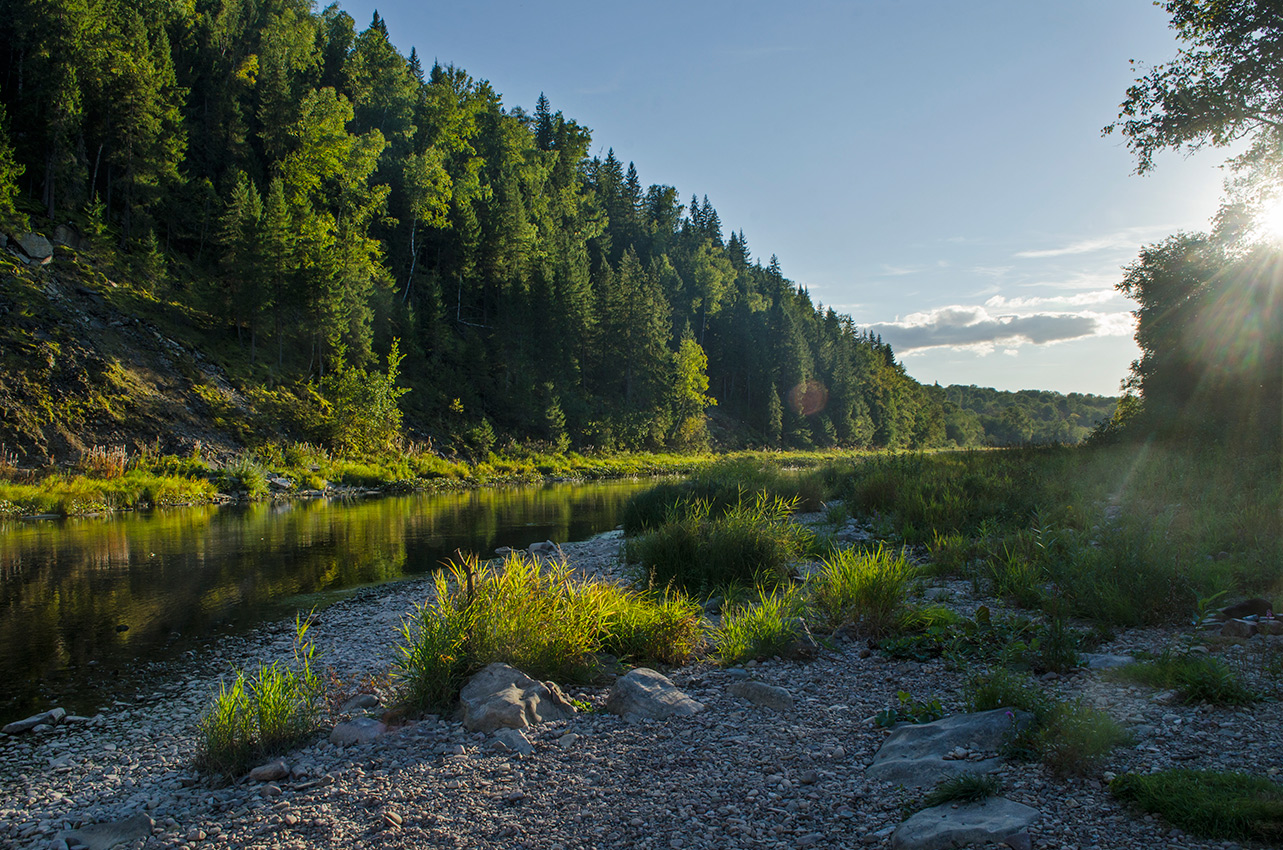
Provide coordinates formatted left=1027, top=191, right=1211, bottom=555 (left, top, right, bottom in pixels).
left=0, top=479, right=654, bottom=718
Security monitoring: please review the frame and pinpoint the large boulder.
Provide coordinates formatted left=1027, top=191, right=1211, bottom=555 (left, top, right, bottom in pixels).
left=3, top=707, right=65, bottom=735
left=891, top=798, right=1039, bottom=850
left=866, top=708, right=1033, bottom=787
left=459, top=663, right=575, bottom=733
left=605, top=668, right=704, bottom=721
left=15, top=232, right=53, bottom=263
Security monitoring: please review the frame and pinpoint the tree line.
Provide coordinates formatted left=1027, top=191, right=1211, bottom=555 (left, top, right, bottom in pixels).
left=0, top=1, right=1105, bottom=455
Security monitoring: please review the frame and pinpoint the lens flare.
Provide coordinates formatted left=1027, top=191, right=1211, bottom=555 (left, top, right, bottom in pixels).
left=1256, top=196, right=1283, bottom=243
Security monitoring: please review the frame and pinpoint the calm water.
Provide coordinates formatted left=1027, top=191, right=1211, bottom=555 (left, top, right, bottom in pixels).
left=0, top=479, right=655, bottom=720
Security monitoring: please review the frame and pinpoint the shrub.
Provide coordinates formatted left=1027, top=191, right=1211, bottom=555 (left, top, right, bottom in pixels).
left=715, top=586, right=808, bottom=665
left=600, top=589, right=705, bottom=666
left=196, top=616, right=322, bottom=778
left=219, top=454, right=268, bottom=497
left=1108, top=651, right=1257, bottom=705
left=963, top=668, right=1051, bottom=718
left=1111, top=770, right=1283, bottom=842
left=394, top=554, right=707, bottom=713
left=809, top=544, right=914, bottom=636
left=1033, top=699, right=1131, bottom=777
left=79, top=444, right=128, bottom=479
left=627, top=495, right=811, bottom=593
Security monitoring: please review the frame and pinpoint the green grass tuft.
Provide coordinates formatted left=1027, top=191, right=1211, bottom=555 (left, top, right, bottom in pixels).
left=1111, top=770, right=1283, bottom=842
left=920, top=773, right=1004, bottom=809
left=1108, top=651, right=1258, bottom=705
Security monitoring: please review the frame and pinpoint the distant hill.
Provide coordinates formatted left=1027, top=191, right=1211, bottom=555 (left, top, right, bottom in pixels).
left=937, top=385, right=1117, bottom=446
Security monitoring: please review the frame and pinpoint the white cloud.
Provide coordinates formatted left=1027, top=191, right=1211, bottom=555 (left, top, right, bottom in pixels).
left=864, top=302, right=1135, bottom=354
left=1013, top=226, right=1174, bottom=259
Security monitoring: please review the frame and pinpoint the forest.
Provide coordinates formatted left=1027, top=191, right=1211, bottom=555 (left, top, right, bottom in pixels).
left=0, top=0, right=1117, bottom=460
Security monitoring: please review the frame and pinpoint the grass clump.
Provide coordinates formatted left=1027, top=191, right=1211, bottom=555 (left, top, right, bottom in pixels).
left=1108, top=651, right=1257, bottom=705
left=715, top=585, right=809, bottom=665
left=1111, top=770, right=1283, bottom=842
left=920, top=773, right=1004, bottom=809
left=394, top=553, right=707, bottom=713
left=963, top=667, right=1052, bottom=717
left=626, top=494, right=812, bottom=593
left=809, top=544, right=914, bottom=636
left=874, top=690, right=945, bottom=728
left=196, top=616, right=322, bottom=778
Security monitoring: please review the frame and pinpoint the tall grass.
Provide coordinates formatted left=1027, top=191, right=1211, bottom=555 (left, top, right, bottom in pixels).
left=394, top=553, right=706, bottom=713
left=715, top=585, right=810, bottom=665
left=196, top=615, right=322, bottom=778
left=809, top=544, right=914, bottom=636
left=1111, top=770, right=1283, bottom=842
left=625, top=494, right=813, bottom=592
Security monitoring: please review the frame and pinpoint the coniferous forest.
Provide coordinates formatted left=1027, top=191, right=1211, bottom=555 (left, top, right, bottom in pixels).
left=0, top=1, right=1117, bottom=460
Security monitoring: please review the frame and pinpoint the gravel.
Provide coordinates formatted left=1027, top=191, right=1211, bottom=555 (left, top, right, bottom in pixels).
left=3, top=529, right=1280, bottom=850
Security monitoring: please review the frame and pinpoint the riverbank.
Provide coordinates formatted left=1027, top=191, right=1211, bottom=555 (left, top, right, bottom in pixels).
left=0, top=447, right=858, bottom=519
left=3, top=529, right=1279, bottom=850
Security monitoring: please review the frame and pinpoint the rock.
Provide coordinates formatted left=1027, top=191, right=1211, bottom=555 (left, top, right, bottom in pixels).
left=4, top=708, right=65, bottom=735
left=495, top=546, right=514, bottom=557
left=1082, top=653, right=1134, bottom=669
left=606, top=668, right=704, bottom=721
left=890, top=798, right=1039, bottom=850
left=16, top=232, right=53, bottom=261
left=558, top=732, right=579, bottom=749
left=248, top=759, right=290, bottom=782
left=527, top=540, right=558, bottom=556
left=1259, top=619, right=1283, bottom=636
left=866, top=708, right=1033, bottom=787
left=728, top=680, right=795, bottom=714
left=339, top=693, right=380, bottom=712
left=60, top=813, right=154, bottom=850
left=1004, top=830, right=1034, bottom=850
left=267, top=476, right=293, bottom=491
left=329, top=716, right=387, bottom=746
left=491, top=727, right=534, bottom=756
left=1221, top=618, right=1258, bottom=638
left=53, top=224, right=82, bottom=250
left=459, top=662, right=575, bottom=733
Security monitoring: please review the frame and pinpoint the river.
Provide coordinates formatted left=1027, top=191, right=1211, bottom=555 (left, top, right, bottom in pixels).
left=0, top=479, right=656, bottom=721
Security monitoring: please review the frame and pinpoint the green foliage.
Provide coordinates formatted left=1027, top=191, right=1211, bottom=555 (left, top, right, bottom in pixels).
left=393, top=553, right=706, bottom=713
left=1032, top=699, right=1131, bottom=777
left=877, top=604, right=1083, bottom=674
left=319, top=340, right=409, bottom=457
left=963, top=668, right=1051, bottom=718
left=196, top=616, right=322, bottom=778
left=808, top=544, right=913, bottom=636
left=874, top=690, right=945, bottom=728
left=1108, top=651, right=1258, bottom=706
left=626, top=494, right=812, bottom=593
left=220, top=455, right=268, bottom=498
left=1111, top=770, right=1283, bottom=842
left=714, top=585, right=808, bottom=665
left=919, top=774, right=1003, bottom=809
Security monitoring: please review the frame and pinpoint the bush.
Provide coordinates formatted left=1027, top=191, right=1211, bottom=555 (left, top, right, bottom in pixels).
left=715, top=586, right=808, bottom=665
left=219, top=454, right=268, bottom=497
left=196, top=616, right=322, bottom=778
left=78, top=444, right=128, bottom=479
left=1111, top=769, right=1283, bottom=842
left=627, top=495, right=811, bottom=593
left=809, top=544, right=914, bottom=636
left=963, top=668, right=1051, bottom=718
left=394, top=554, right=707, bottom=713
left=1108, top=651, right=1257, bottom=705
left=1033, top=699, right=1131, bottom=777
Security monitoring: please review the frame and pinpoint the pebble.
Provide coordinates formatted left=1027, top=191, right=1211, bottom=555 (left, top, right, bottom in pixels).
left=2, top=535, right=1276, bottom=850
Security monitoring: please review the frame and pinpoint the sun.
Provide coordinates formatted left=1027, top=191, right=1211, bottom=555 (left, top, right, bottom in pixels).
left=1256, top=196, right=1283, bottom=243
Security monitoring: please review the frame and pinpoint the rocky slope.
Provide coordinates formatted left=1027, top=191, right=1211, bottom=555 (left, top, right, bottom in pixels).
left=2, top=531, right=1280, bottom=850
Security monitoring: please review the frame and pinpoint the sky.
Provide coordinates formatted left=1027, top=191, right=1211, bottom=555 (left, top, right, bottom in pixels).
left=338, top=0, right=1235, bottom=396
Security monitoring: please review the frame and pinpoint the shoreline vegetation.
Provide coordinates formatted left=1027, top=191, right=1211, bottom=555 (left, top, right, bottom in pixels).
left=0, top=444, right=856, bottom=518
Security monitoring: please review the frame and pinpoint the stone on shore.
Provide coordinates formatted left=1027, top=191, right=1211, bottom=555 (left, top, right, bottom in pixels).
left=606, top=668, right=704, bottom=721
left=248, top=758, right=290, bottom=782
left=330, top=716, right=387, bottom=746
left=866, top=708, right=1033, bottom=787
left=459, top=662, right=575, bottom=733
left=60, top=813, right=154, bottom=850
left=728, top=680, right=794, bottom=713
left=4, top=707, right=66, bottom=735
left=890, top=798, right=1039, bottom=850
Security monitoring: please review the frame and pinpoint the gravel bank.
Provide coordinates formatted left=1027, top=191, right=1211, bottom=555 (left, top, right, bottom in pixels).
left=3, top=530, right=1280, bottom=850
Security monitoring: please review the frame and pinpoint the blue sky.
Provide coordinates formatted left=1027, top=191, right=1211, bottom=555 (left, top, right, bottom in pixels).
left=340, top=0, right=1231, bottom=396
